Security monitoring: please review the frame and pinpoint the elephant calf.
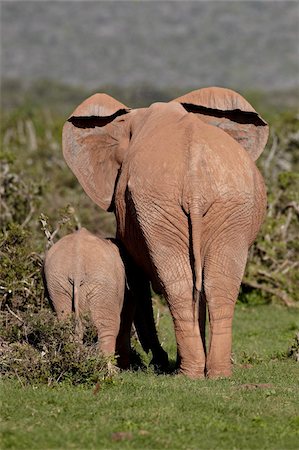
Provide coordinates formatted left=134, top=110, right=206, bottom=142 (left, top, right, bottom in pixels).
left=43, top=228, right=130, bottom=366
left=43, top=227, right=168, bottom=371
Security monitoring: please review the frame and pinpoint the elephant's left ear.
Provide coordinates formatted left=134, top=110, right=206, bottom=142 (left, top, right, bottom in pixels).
left=62, top=93, right=131, bottom=211
left=172, top=87, right=269, bottom=161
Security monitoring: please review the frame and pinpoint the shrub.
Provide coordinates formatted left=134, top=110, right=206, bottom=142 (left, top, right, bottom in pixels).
left=0, top=145, right=86, bottom=311
left=0, top=224, right=44, bottom=311
left=0, top=151, right=45, bottom=311
left=0, top=309, right=111, bottom=385
left=242, top=113, right=299, bottom=306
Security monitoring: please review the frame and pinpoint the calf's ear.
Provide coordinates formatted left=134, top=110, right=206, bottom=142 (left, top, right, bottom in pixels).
left=172, top=87, right=269, bottom=161
left=63, top=93, right=131, bottom=211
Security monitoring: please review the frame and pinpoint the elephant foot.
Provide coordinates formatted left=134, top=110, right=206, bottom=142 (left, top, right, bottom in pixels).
left=117, top=348, right=145, bottom=371
left=150, top=347, right=169, bottom=373
left=177, top=361, right=205, bottom=379
left=117, top=356, right=130, bottom=370
left=177, top=369, right=205, bottom=380
left=129, top=348, right=146, bottom=371
left=116, top=348, right=131, bottom=370
left=206, top=367, right=232, bottom=379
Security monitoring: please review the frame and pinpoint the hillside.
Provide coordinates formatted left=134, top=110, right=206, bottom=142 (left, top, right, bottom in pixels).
left=2, top=1, right=298, bottom=92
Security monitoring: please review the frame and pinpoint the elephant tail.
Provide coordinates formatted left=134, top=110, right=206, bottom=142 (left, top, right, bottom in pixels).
left=72, top=279, right=83, bottom=343
left=189, top=205, right=203, bottom=301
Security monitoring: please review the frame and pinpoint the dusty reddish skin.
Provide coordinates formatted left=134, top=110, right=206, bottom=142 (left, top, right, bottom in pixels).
left=43, top=228, right=167, bottom=369
left=63, top=87, right=268, bottom=379
left=43, top=228, right=130, bottom=365
left=172, top=87, right=269, bottom=161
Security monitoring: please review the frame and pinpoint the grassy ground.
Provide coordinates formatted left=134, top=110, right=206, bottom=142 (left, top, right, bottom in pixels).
left=1, top=303, right=298, bottom=450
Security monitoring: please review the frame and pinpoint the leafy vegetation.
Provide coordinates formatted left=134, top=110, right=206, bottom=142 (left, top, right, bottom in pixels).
left=242, top=113, right=299, bottom=306
left=0, top=309, right=113, bottom=386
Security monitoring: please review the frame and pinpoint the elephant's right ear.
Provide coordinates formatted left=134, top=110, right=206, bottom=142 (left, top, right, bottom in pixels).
left=63, top=93, right=131, bottom=211
left=172, top=87, right=269, bottom=161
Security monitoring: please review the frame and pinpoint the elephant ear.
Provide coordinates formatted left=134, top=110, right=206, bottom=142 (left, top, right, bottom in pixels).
left=63, top=93, right=131, bottom=211
left=172, top=87, right=269, bottom=160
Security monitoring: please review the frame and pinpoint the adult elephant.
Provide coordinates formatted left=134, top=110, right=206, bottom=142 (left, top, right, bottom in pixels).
left=63, top=87, right=268, bottom=379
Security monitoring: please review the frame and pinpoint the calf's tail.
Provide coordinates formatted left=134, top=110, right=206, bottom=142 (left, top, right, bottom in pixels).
left=72, top=279, right=83, bottom=343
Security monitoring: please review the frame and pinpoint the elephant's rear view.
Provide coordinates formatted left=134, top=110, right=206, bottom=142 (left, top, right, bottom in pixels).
left=62, top=86, right=269, bottom=379
left=43, top=228, right=127, bottom=363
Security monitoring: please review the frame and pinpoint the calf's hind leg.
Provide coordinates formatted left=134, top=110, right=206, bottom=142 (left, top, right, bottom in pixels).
left=47, top=288, right=72, bottom=321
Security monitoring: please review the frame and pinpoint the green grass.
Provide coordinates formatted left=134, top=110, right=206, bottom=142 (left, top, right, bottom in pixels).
left=153, top=301, right=299, bottom=363
left=1, top=304, right=299, bottom=449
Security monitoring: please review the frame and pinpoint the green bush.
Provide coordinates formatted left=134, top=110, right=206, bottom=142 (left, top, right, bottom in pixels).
left=242, top=112, right=299, bottom=306
left=0, top=309, right=110, bottom=385
left=0, top=224, right=44, bottom=311
left=0, top=150, right=45, bottom=310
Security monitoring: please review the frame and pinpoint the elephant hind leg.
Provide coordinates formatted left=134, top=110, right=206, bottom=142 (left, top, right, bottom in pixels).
left=153, top=252, right=206, bottom=378
left=131, top=202, right=205, bottom=378
left=48, top=288, right=72, bottom=321
left=89, top=295, right=121, bottom=359
left=132, top=272, right=169, bottom=372
left=203, top=241, right=248, bottom=378
left=116, top=288, right=135, bottom=370
left=48, top=282, right=84, bottom=344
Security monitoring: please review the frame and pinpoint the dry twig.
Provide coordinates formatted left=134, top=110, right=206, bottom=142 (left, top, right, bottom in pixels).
left=242, top=278, right=297, bottom=308
left=6, top=305, right=24, bottom=323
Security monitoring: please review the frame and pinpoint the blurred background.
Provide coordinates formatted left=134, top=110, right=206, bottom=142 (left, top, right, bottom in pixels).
left=2, top=1, right=299, bottom=109
left=1, top=1, right=299, bottom=312
left=2, top=1, right=299, bottom=88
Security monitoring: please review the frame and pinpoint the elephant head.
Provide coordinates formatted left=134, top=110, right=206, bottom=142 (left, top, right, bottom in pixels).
left=63, top=87, right=269, bottom=211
